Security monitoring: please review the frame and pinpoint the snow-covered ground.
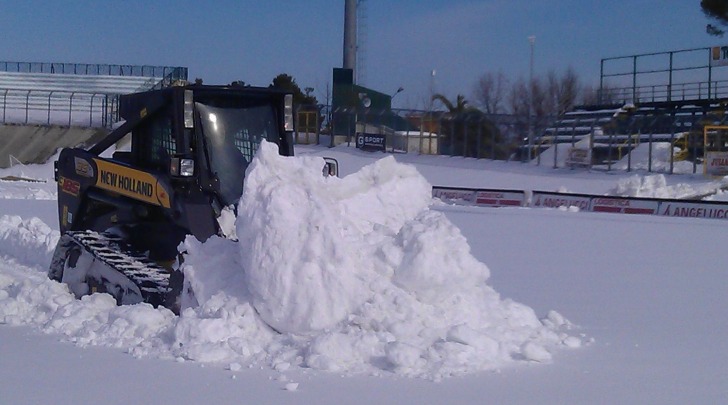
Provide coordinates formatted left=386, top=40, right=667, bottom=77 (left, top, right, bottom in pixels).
left=1, top=144, right=727, bottom=404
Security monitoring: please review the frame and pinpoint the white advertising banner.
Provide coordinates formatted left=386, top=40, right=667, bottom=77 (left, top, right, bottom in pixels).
left=432, top=188, right=475, bottom=205
left=658, top=201, right=728, bottom=219
left=565, top=147, right=591, bottom=168
left=433, top=186, right=728, bottom=222
left=473, top=190, right=524, bottom=207
left=531, top=192, right=591, bottom=210
left=591, top=197, right=659, bottom=215
left=704, top=151, right=728, bottom=177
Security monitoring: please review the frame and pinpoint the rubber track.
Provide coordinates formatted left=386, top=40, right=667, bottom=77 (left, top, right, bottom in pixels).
left=66, top=230, right=171, bottom=306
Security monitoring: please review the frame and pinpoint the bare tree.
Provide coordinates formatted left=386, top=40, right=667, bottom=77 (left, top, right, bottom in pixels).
left=508, top=77, right=530, bottom=138
left=530, top=77, right=553, bottom=136
left=580, top=84, right=600, bottom=106
left=556, top=68, right=580, bottom=115
left=546, top=70, right=560, bottom=116
left=474, top=71, right=509, bottom=114
left=543, top=68, right=580, bottom=116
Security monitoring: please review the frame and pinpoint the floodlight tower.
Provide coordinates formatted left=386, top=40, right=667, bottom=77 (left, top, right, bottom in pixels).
left=343, top=0, right=357, bottom=83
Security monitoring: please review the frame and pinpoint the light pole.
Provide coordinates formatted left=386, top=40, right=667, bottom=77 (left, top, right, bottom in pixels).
left=429, top=69, right=436, bottom=112
left=527, top=35, right=536, bottom=161
left=391, top=87, right=404, bottom=109
left=392, top=87, right=404, bottom=99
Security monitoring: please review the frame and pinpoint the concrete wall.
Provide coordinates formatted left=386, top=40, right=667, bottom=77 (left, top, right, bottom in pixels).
left=0, top=124, right=108, bottom=168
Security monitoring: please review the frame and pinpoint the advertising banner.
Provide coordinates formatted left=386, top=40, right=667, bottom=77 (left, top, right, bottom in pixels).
left=473, top=190, right=524, bottom=207
left=591, top=197, right=659, bottom=215
left=433, top=186, right=728, bottom=222
left=704, top=151, right=728, bottom=177
left=565, top=147, right=591, bottom=168
left=432, top=187, right=475, bottom=205
left=356, top=133, right=386, bottom=152
left=531, top=192, right=591, bottom=210
left=658, top=201, right=728, bottom=219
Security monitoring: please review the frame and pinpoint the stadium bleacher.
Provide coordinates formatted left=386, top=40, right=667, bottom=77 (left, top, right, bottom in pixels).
left=0, top=62, right=187, bottom=128
left=0, top=71, right=157, bottom=94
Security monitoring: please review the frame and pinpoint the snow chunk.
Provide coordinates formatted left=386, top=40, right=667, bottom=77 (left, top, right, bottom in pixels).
left=0, top=215, right=59, bottom=269
left=236, top=141, right=375, bottom=333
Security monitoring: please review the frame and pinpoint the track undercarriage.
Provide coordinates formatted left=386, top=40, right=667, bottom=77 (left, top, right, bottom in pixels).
left=49, top=230, right=182, bottom=311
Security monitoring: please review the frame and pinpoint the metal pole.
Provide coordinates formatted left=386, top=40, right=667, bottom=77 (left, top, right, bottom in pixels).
left=528, top=35, right=535, bottom=161
left=668, top=52, right=673, bottom=102
left=599, top=59, right=604, bottom=104
left=69, top=93, right=74, bottom=126
left=632, top=55, right=637, bottom=103
left=708, top=48, right=713, bottom=100
left=90, top=94, right=94, bottom=127
left=47, top=91, right=53, bottom=125
left=25, top=91, right=30, bottom=124
left=2, top=89, right=7, bottom=123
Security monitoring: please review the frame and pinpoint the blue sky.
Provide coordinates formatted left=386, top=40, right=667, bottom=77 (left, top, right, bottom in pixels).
left=0, top=1, right=722, bottom=109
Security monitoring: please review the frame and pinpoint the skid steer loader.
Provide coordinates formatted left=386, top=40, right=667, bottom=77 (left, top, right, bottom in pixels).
left=48, top=83, right=337, bottom=312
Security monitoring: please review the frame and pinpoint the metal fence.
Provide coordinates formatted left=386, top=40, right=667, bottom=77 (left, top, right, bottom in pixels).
left=529, top=109, right=719, bottom=175
left=294, top=105, right=524, bottom=160
left=0, top=61, right=186, bottom=79
left=0, top=61, right=188, bottom=128
left=599, top=79, right=728, bottom=105
left=0, top=89, right=115, bottom=127
left=294, top=104, right=719, bottom=176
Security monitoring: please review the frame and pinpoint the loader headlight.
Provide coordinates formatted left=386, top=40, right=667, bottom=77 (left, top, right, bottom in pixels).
left=284, top=93, right=294, bottom=131
left=184, top=90, right=194, bottom=129
left=170, top=157, right=195, bottom=177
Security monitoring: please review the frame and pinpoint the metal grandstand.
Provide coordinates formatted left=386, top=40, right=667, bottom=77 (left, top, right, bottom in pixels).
left=0, top=61, right=187, bottom=128
left=530, top=46, right=728, bottom=172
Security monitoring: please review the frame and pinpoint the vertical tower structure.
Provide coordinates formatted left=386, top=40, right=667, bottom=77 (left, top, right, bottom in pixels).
left=343, top=0, right=357, bottom=83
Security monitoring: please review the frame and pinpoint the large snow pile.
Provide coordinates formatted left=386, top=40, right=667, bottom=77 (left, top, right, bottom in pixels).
left=0, top=141, right=578, bottom=380
left=181, top=141, right=579, bottom=378
left=610, top=142, right=698, bottom=173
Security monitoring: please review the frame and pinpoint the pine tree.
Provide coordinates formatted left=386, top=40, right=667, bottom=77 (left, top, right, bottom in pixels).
left=702, top=0, right=728, bottom=36
left=269, top=74, right=318, bottom=107
left=432, top=94, right=508, bottom=159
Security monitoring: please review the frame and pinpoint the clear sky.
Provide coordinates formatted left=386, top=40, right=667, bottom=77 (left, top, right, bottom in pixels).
left=0, top=1, right=721, bottom=109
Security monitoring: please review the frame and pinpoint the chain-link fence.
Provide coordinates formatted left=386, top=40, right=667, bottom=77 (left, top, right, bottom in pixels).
left=294, top=105, right=526, bottom=160
left=294, top=104, right=722, bottom=176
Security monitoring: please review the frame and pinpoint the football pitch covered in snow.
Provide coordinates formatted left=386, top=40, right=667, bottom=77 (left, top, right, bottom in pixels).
left=0, top=144, right=727, bottom=404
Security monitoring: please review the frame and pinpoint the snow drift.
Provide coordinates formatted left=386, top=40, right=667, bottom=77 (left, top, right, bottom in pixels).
left=0, top=141, right=578, bottom=380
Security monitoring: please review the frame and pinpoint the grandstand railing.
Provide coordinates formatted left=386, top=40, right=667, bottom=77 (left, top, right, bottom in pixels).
left=1, top=90, right=112, bottom=127
left=600, top=79, right=728, bottom=105
left=0, top=61, right=188, bottom=128
left=0, top=61, right=186, bottom=80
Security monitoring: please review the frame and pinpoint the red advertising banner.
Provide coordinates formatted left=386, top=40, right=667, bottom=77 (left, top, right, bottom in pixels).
left=433, top=187, right=728, bottom=221
left=591, top=197, right=659, bottom=215
left=474, top=190, right=524, bottom=207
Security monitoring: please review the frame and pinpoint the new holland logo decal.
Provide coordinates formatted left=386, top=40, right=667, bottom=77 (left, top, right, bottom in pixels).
left=93, top=159, right=171, bottom=208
